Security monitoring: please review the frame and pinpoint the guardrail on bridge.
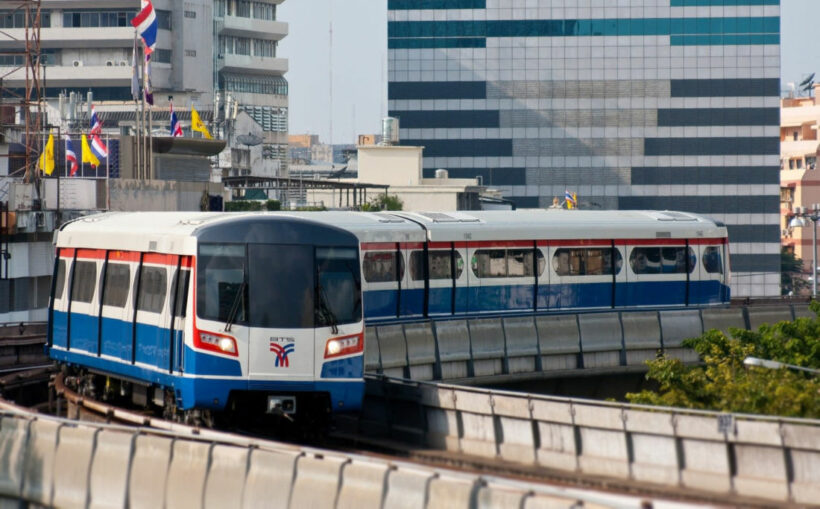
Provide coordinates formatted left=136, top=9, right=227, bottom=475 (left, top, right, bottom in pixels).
left=356, top=375, right=820, bottom=505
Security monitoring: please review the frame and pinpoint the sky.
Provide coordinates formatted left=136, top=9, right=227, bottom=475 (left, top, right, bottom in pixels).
left=280, top=0, right=817, bottom=145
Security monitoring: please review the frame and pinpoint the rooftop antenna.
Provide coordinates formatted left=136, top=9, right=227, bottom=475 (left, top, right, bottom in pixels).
left=329, top=0, right=333, bottom=145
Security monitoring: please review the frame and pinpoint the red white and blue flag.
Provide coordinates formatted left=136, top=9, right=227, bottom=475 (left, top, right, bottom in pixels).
left=90, top=134, right=108, bottom=161
left=65, top=136, right=79, bottom=176
left=130, top=0, right=158, bottom=54
left=89, top=105, right=102, bottom=135
left=169, top=101, right=183, bottom=137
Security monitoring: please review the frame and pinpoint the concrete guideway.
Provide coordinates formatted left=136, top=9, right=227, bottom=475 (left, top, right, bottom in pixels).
left=0, top=408, right=685, bottom=509
left=354, top=375, right=820, bottom=506
left=365, top=304, right=807, bottom=384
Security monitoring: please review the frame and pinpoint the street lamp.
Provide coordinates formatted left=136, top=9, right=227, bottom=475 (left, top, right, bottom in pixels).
left=788, top=204, right=820, bottom=297
left=743, top=356, right=820, bottom=375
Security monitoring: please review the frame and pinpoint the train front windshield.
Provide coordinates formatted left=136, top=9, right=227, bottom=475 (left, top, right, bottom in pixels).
left=197, top=243, right=362, bottom=328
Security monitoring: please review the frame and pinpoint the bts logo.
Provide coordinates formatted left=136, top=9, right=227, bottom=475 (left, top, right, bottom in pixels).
left=269, top=337, right=295, bottom=367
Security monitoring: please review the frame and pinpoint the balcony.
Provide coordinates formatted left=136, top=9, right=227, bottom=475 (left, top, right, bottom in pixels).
left=0, top=27, right=133, bottom=50
left=218, top=54, right=287, bottom=76
left=220, top=16, right=287, bottom=41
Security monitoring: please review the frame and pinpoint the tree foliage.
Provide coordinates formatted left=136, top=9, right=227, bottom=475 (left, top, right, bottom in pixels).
left=626, top=302, right=820, bottom=418
left=782, top=248, right=809, bottom=295
left=360, top=194, right=404, bottom=211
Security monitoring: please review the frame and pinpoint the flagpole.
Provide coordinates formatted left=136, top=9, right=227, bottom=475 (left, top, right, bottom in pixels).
left=134, top=30, right=141, bottom=182
left=140, top=46, right=146, bottom=181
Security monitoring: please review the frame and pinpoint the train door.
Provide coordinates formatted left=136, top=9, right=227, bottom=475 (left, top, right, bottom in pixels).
left=134, top=254, right=173, bottom=371
left=466, top=243, right=482, bottom=313
left=535, top=243, right=550, bottom=311
left=423, top=243, right=468, bottom=316
left=68, top=249, right=101, bottom=354
left=99, top=251, right=135, bottom=361
left=624, top=243, right=689, bottom=307
left=49, top=249, right=70, bottom=349
left=361, top=244, right=402, bottom=321
left=398, top=242, right=422, bottom=317
left=693, top=243, right=726, bottom=305
left=167, top=257, right=191, bottom=374
left=246, top=244, right=315, bottom=383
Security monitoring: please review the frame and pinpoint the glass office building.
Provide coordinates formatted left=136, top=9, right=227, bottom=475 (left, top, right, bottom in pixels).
left=387, top=0, right=781, bottom=297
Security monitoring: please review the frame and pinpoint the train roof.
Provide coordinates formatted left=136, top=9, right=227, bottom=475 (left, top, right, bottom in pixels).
left=390, top=209, right=727, bottom=242
left=55, top=209, right=727, bottom=254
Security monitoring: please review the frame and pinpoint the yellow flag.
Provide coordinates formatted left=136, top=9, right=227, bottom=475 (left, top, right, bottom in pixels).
left=81, top=134, right=100, bottom=168
left=191, top=106, right=212, bottom=139
left=38, top=133, right=55, bottom=175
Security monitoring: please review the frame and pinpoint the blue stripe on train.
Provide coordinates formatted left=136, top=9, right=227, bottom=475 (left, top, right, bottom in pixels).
left=49, top=345, right=362, bottom=411
left=363, top=280, right=730, bottom=320
left=51, top=311, right=240, bottom=376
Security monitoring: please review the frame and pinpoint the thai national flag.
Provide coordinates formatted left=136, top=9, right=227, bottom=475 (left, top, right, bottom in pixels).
left=130, top=0, right=158, bottom=54
left=90, top=105, right=102, bottom=135
left=65, top=136, right=79, bottom=176
left=169, top=102, right=183, bottom=137
left=90, top=134, right=108, bottom=161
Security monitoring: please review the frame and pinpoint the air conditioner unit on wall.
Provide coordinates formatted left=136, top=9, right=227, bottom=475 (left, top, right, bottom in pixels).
left=119, top=60, right=128, bottom=66
left=72, top=60, right=82, bottom=67
left=105, top=61, right=114, bottom=66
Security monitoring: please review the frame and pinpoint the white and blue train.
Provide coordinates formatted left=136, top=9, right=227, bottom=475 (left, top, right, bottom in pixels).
left=48, top=209, right=728, bottom=425
left=49, top=212, right=364, bottom=426
left=286, top=209, right=730, bottom=322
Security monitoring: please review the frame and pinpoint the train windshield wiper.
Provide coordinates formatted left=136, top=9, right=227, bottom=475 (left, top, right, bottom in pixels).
left=224, top=280, right=246, bottom=332
left=316, top=284, right=339, bottom=334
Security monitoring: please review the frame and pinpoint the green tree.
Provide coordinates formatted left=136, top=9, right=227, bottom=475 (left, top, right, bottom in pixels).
left=626, top=303, right=820, bottom=418
left=224, top=200, right=263, bottom=211
left=361, top=194, right=403, bottom=211
left=782, top=248, right=808, bottom=295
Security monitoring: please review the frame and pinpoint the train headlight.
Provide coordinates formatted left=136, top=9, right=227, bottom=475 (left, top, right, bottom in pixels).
left=196, top=330, right=238, bottom=356
left=324, top=333, right=364, bottom=359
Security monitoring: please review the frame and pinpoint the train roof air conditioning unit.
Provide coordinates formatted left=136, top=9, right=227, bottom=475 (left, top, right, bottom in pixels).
left=72, top=60, right=83, bottom=67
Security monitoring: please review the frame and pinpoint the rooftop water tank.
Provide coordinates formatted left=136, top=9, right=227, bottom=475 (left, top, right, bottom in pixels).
left=382, top=117, right=399, bottom=145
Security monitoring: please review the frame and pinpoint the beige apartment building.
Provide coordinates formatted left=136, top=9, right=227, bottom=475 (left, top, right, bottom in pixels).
left=780, top=85, right=820, bottom=275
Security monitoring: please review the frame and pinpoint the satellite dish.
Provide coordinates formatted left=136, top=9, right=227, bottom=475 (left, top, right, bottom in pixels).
left=236, top=133, right=263, bottom=146
left=800, top=73, right=816, bottom=87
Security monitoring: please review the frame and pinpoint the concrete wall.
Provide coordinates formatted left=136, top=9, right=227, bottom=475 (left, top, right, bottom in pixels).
left=357, top=376, right=820, bottom=505
left=0, top=411, right=628, bottom=509
left=358, top=145, right=424, bottom=186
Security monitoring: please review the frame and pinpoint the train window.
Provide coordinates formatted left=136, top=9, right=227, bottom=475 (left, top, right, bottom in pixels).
left=472, top=249, right=545, bottom=278
left=316, top=247, right=361, bottom=326
left=629, top=247, right=695, bottom=274
left=70, top=261, right=97, bottom=303
left=137, top=266, right=167, bottom=313
left=102, top=263, right=130, bottom=308
left=702, top=247, right=723, bottom=274
left=170, top=269, right=190, bottom=317
left=248, top=244, right=313, bottom=328
left=409, top=250, right=465, bottom=280
left=362, top=251, right=404, bottom=283
left=552, top=248, right=623, bottom=276
left=54, top=259, right=66, bottom=300
left=197, top=244, right=246, bottom=323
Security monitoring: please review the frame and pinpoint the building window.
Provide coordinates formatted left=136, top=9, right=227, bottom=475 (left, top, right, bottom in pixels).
left=221, top=74, right=288, bottom=96
left=0, top=11, right=50, bottom=28
left=253, top=39, right=276, bottom=57
left=236, top=0, right=252, bottom=18
left=794, top=131, right=799, bottom=141
left=780, top=187, right=794, bottom=204
left=156, top=9, right=172, bottom=29
left=63, top=10, right=137, bottom=28
left=185, top=49, right=196, bottom=57
left=252, top=2, right=276, bottom=20
left=184, top=10, right=196, bottom=19
left=808, top=156, right=816, bottom=170
left=154, top=49, right=172, bottom=63
left=245, top=105, right=288, bottom=132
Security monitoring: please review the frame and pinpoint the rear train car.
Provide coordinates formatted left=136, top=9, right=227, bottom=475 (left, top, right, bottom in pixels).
left=48, top=212, right=364, bottom=425
left=291, top=210, right=730, bottom=323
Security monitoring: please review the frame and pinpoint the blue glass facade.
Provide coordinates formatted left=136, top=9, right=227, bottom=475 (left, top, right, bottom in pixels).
left=388, top=0, right=781, bottom=297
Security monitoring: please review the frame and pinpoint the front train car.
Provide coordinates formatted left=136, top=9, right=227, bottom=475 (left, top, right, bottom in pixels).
left=48, top=212, right=364, bottom=426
